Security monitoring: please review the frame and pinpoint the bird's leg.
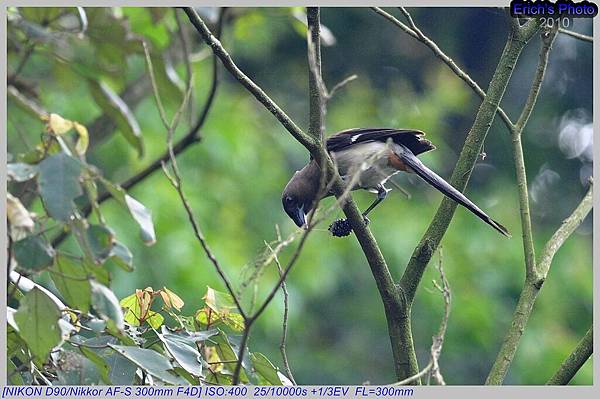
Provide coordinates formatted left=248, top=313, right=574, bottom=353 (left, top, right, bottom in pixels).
left=362, top=184, right=390, bottom=222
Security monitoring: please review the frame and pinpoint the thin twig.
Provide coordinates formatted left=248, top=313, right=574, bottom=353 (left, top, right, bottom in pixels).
left=393, top=249, right=451, bottom=386
left=327, top=74, right=358, bottom=99
left=536, top=180, right=593, bottom=280
left=511, top=26, right=557, bottom=279
left=485, top=27, right=572, bottom=385
left=183, top=7, right=318, bottom=154
left=184, top=6, right=409, bottom=383
left=51, top=10, right=227, bottom=248
left=268, top=241, right=297, bottom=385
left=558, top=28, right=593, bottom=43
left=174, top=8, right=194, bottom=125
left=143, top=27, right=246, bottom=321
left=372, top=7, right=515, bottom=133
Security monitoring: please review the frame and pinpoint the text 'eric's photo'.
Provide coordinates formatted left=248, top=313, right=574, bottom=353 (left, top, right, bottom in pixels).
left=3, top=1, right=595, bottom=393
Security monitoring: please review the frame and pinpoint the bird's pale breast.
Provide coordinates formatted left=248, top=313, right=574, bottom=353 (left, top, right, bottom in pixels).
left=331, top=141, right=402, bottom=190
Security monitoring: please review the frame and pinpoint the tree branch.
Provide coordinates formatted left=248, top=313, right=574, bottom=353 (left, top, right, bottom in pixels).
left=372, top=7, right=515, bottom=133
left=307, top=7, right=324, bottom=142
left=547, top=326, right=593, bottom=385
left=558, top=28, right=593, bottom=43
left=401, top=17, right=540, bottom=309
left=268, top=240, right=296, bottom=385
left=51, top=10, right=227, bottom=248
left=183, top=7, right=318, bottom=155
left=484, top=27, right=590, bottom=385
left=391, top=17, right=539, bottom=383
left=184, top=7, right=416, bottom=383
left=486, top=182, right=593, bottom=384
left=536, top=180, right=593, bottom=280
left=512, top=26, right=558, bottom=280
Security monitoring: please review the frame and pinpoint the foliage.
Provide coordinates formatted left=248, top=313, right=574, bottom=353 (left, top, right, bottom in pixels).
left=6, top=6, right=593, bottom=385
left=6, top=7, right=286, bottom=386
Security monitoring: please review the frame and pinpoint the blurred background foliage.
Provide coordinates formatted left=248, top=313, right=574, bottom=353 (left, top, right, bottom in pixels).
left=7, top=7, right=593, bottom=384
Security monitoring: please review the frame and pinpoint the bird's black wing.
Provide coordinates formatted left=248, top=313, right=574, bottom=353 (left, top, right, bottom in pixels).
left=326, top=128, right=436, bottom=156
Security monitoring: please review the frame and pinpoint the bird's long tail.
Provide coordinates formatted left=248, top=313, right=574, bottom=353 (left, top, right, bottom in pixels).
left=399, top=150, right=511, bottom=237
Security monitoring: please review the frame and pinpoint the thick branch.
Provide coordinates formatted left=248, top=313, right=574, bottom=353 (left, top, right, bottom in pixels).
left=307, top=7, right=324, bottom=142
left=547, top=326, right=593, bottom=385
left=486, top=183, right=592, bottom=384
left=184, top=7, right=416, bottom=382
left=400, top=19, right=540, bottom=306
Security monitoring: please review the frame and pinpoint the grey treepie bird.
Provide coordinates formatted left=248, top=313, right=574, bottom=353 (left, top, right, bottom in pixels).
left=281, top=128, right=510, bottom=237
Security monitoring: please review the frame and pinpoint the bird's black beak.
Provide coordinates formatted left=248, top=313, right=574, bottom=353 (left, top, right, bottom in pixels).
left=284, top=203, right=306, bottom=228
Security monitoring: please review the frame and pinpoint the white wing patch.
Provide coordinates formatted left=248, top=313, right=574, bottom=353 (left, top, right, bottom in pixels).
left=350, top=134, right=362, bottom=143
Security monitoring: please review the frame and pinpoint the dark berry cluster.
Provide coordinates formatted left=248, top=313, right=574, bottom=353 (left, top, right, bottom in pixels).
left=329, top=218, right=352, bottom=237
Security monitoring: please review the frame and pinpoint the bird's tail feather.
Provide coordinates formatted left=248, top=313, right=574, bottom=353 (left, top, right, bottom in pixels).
left=400, top=151, right=511, bottom=237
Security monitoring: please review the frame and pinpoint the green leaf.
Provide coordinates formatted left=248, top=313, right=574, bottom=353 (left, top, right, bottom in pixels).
left=122, top=8, right=171, bottom=49
left=50, top=254, right=92, bottom=312
left=7, top=359, right=25, bottom=385
left=109, top=345, right=187, bottom=385
left=221, top=312, right=245, bottom=332
left=251, top=352, right=282, bottom=385
left=120, top=293, right=141, bottom=326
left=19, top=8, right=64, bottom=25
left=98, top=177, right=156, bottom=245
left=105, top=349, right=138, bottom=384
left=91, top=281, right=124, bottom=330
left=146, top=310, right=164, bottom=329
left=107, top=241, right=133, bottom=271
left=84, top=258, right=111, bottom=286
left=79, top=345, right=111, bottom=384
left=148, top=52, right=184, bottom=106
left=13, top=235, right=55, bottom=271
left=7, top=163, right=38, bottom=182
left=88, top=79, right=143, bottom=157
left=86, top=224, right=114, bottom=263
left=38, top=152, right=83, bottom=221
left=158, top=327, right=203, bottom=377
left=14, top=287, right=62, bottom=361
left=56, top=347, right=104, bottom=385
left=204, top=286, right=238, bottom=315
left=84, top=8, right=131, bottom=80
left=77, top=335, right=137, bottom=384
left=209, top=330, right=250, bottom=383
left=124, top=195, right=156, bottom=245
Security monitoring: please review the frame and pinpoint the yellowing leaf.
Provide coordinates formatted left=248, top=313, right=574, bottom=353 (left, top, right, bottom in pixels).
left=73, top=122, right=89, bottom=155
left=145, top=311, right=164, bottom=329
left=121, top=293, right=141, bottom=326
left=159, top=287, right=184, bottom=311
left=7, top=193, right=34, bottom=232
left=135, top=288, right=154, bottom=322
left=203, top=286, right=237, bottom=316
left=48, top=113, right=74, bottom=134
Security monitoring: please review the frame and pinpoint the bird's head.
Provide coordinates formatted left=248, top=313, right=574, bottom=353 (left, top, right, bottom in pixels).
left=281, top=163, right=321, bottom=228
left=282, top=192, right=306, bottom=228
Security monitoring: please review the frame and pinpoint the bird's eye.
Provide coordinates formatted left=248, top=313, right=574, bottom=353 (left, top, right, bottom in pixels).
left=285, top=196, right=294, bottom=203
